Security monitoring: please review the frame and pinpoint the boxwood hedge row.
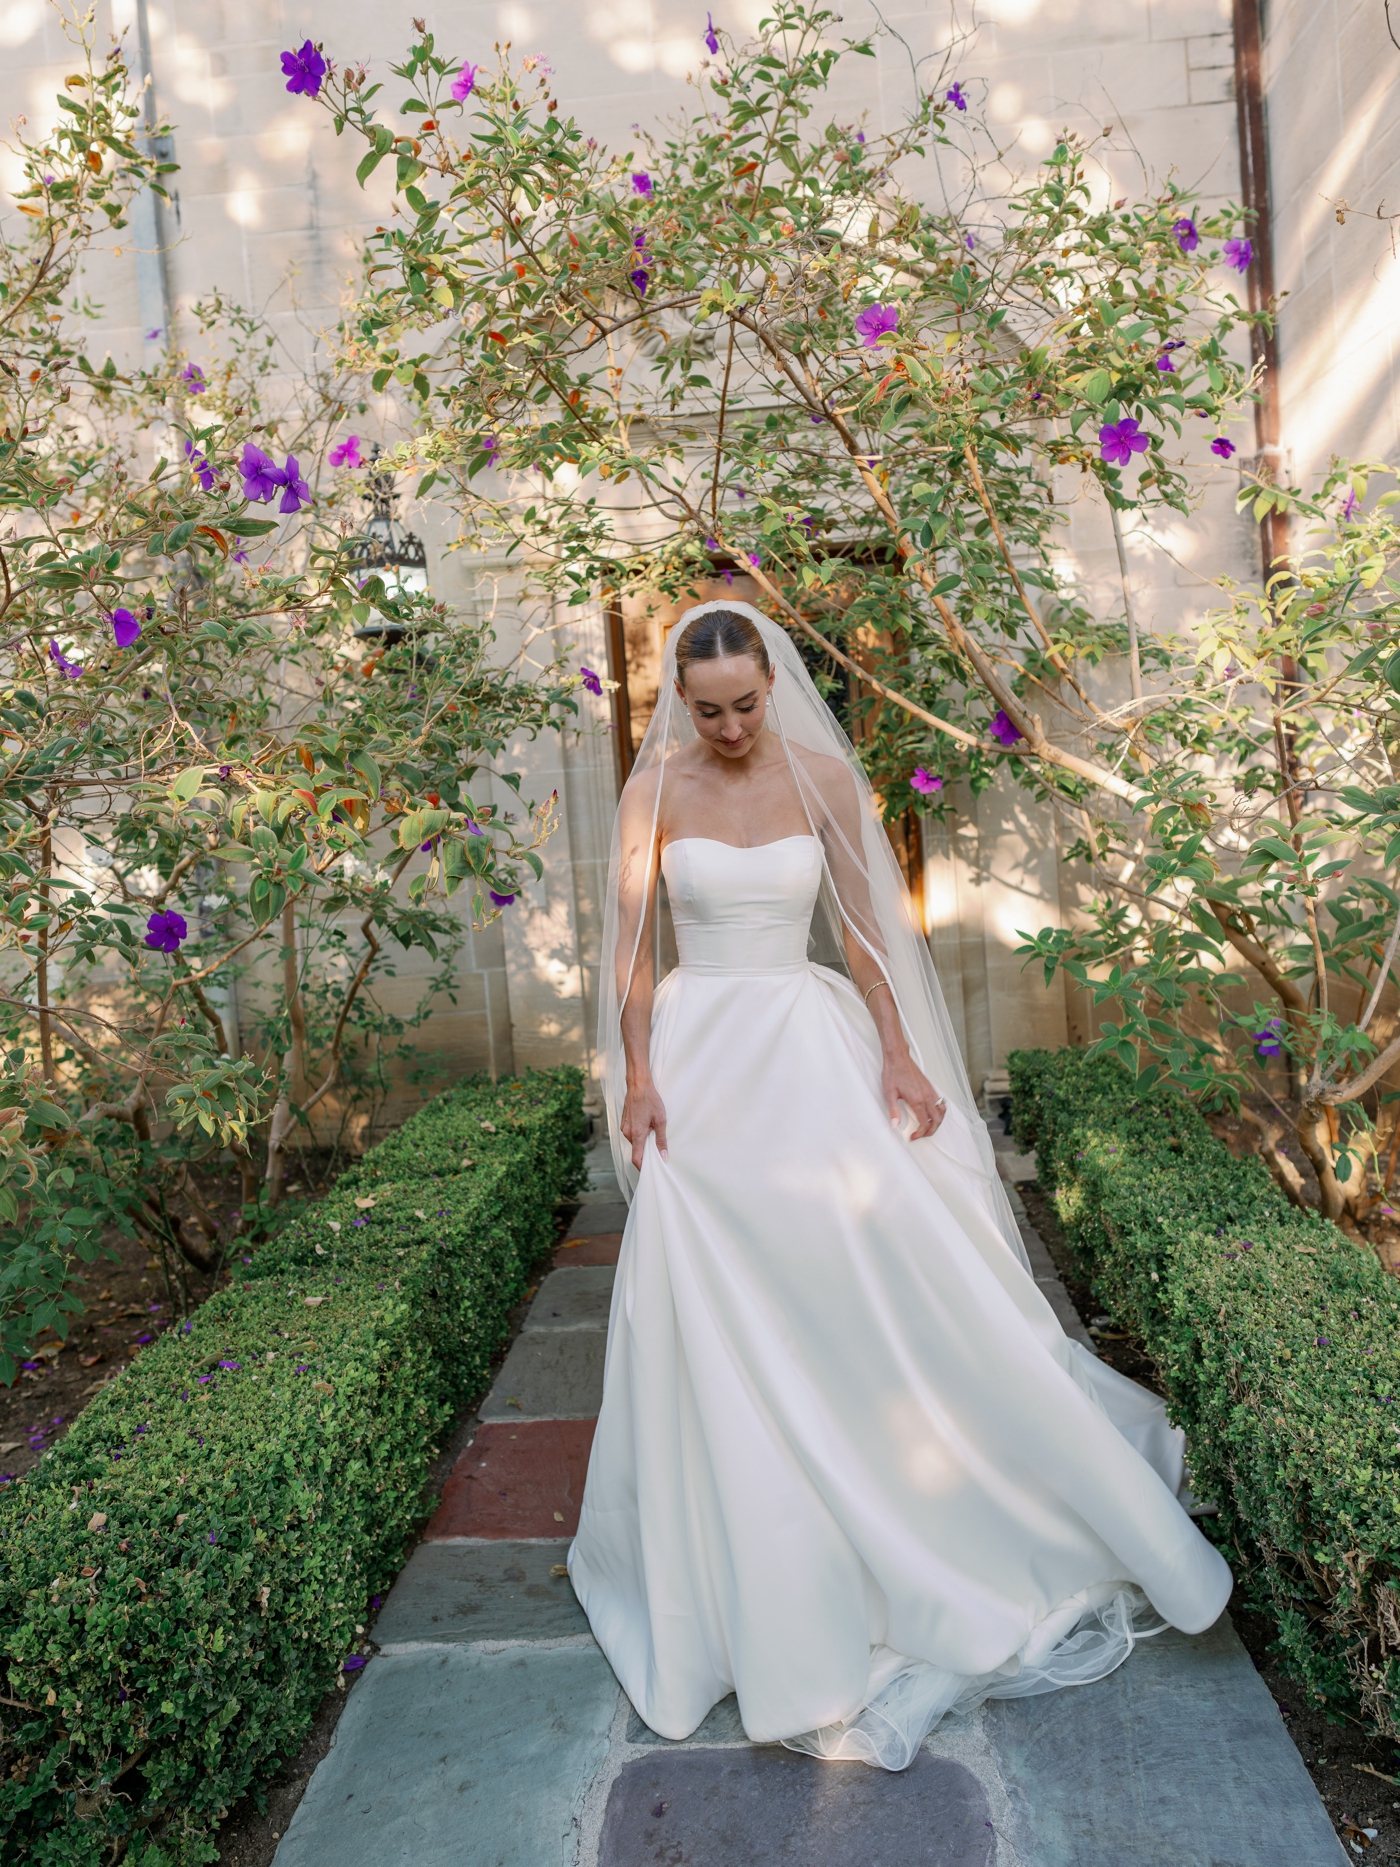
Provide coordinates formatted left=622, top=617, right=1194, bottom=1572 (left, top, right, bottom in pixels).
left=0, top=1066, right=586, bottom=1865
left=1009, top=1045, right=1400, bottom=1739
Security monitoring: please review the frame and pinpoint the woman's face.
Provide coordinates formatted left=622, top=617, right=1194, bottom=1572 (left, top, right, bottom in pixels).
left=677, top=655, right=775, bottom=759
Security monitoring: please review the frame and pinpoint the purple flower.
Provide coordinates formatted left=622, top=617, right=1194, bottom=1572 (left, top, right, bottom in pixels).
left=145, top=909, right=188, bottom=953
left=747, top=551, right=761, bottom=567
left=1224, top=237, right=1252, bottom=272
left=181, top=363, right=207, bottom=395
left=1155, top=354, right=1175, bottom=373
left=911, top=767, right=943, bottom=794
left=218, top=1359, right=241, bottom=1371
left=580, top=666, right=603, bottom=696
left=704, top=12, right=719, bottom=54
left=854, top=302, right=899, bottom=347
left=1316, top=1337, right=1331, bottom=1347
left=965, top=233, right=976, bottom=251
left=278, top=455, right=311, bottom=514
left=1252, top=1018, right=1284, bottom=1059
left=480, top=434, right=499, bottom=462
left=198, top=1373, right=211, bottom=1383
left=856, top=131, right=866, bottom=145
left=240, top=443, right=283, bottom=504
left=134, top=1333, right=152, bottom=1345
left=1098, top=417, right=1150, bottom=466
left=208, top=1529, right=219, bottom=1544
left=489, top=889, right=517, bottom=907
left=329, top=434, right=363, bottom=470
left=49, top=641, right=83, bottom=679
left=946, top=82, right=967, bottom=111
left=281, top=39, right=326, bottom=98
left=144, top=326, right=162, bottom=340
left=1210, top=436, right=1236, bottom=459
left=343, top=1654, right=368, bottom=1672
left=111, top=608, right=142, bottom=650
left=1341, top=489, right=1359, bottom=521
left=451, top=62, right=479, bottom=102
left=1172, top=217, right=1199, bottom=254
left=233, top=549, right=249, bottom=565
left=184, top=438, right=217, bottom=490
left=631, top=172, right=653, bottom=198
left=989, top=709, right=1024, bottom=747
left=372, top=1594, right=382, bottom=1610
left=630, top=267, right=649, bottom=296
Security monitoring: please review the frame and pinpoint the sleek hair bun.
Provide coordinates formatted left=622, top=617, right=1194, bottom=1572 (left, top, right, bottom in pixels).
left=674, top=609, right=771, bottom=685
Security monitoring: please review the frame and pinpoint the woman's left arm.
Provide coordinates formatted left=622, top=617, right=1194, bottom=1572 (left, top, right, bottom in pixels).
left=844, top=938, right=947, bottom=1139
left=810, top=763, right=946, bottom=1139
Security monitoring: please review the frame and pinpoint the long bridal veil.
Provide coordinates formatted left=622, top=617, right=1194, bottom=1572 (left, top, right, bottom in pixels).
left=597, top=597, right=1032, bottom=1274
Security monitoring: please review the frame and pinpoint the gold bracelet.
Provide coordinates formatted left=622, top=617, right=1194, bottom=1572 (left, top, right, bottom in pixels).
left=863, top=979, right=890, bottom=1005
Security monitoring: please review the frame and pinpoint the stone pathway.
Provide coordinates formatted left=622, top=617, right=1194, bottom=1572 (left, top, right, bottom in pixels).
left=273, top=1136, right=1345, bottom=1866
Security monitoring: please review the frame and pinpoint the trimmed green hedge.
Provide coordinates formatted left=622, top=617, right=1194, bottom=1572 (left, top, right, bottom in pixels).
left=0, top=1068, right=585, bottom=1866
left=1009, top=1046, right=1400, bottom=1737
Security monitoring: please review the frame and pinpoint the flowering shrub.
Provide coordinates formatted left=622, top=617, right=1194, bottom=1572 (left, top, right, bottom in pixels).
left=302, top=0, right=1400, bottom=1225
left=0, top=1065, right=585, bottom=1864
left=0, top=16, right=581, bottom=1377
left=1011, top=1046, right=1400, bottom=1739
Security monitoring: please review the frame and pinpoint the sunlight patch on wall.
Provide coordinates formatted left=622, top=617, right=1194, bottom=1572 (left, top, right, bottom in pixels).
left=0, top=0, right=40, bottom=46
left=227, top=171, right=263, bottom=228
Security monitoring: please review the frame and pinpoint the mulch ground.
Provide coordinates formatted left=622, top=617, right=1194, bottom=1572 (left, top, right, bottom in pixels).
left=1021, top=1175, right=1400, bottom=1862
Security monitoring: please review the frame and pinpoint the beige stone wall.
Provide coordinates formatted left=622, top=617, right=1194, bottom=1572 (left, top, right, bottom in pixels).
left=4, top=0, right=1365, bottom=1111
left=1263, top=0, right=1400, bottom=480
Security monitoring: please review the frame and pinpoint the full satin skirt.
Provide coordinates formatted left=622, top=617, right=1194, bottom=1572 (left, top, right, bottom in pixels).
left=569, top=963, right=1231, bottom=1768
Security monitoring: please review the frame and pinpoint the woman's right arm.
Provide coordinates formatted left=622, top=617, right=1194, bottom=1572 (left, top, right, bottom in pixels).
left=614, top=776, right=668, bottom=1168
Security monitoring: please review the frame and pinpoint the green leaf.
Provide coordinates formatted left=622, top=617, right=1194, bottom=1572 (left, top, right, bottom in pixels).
left=171, top=767, right=208, bottom=804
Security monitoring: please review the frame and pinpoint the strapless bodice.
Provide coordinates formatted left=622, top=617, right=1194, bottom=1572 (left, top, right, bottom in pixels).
left=661, top=836, right=821, bottom=973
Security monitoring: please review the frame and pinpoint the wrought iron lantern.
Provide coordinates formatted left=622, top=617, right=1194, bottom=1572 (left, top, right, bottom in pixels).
left=352, top=444, right=429, bottom=645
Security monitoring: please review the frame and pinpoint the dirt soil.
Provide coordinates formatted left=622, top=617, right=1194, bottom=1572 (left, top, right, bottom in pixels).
left=1020, top=1175, right=1400, bottom=1861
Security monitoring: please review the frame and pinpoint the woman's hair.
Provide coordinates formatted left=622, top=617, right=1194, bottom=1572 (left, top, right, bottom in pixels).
left=674, top=609, right=771, bottom=685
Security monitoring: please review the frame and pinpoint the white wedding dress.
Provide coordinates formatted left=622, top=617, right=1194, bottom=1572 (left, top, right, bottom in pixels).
left=568, top=832, right=1232, bottom=1768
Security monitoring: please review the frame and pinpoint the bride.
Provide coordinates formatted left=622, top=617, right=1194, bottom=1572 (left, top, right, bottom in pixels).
left=567, top=599, right=1231, bottom=1769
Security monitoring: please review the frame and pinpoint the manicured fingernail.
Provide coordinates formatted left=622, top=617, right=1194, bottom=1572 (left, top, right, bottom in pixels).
left=660, top=1149, right=668, bottom=1160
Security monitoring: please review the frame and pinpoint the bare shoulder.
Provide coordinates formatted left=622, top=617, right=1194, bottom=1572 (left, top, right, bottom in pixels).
left=789, top=743, right=861, bottom=806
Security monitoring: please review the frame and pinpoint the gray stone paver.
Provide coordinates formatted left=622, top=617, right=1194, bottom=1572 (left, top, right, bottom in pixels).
left=374, top=1540, right=588, bottom=1648
left=478, top=1330, right=606, bottom=1420
left=277, top=1134, right=1345, bottom=1867
left=597, top=1749, right=996, bottom=1866
left=523, top=1266, right=615, bottom=1331
left=986, top=1619, right=1347, bottom=1867
left=273, top=1646, right=617, bottom=1867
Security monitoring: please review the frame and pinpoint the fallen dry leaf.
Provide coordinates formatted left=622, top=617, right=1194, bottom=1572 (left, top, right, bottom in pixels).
left=304, top=1296, right=325, bottom=1307
left=87, top=1512, right=106, bottom=1532
left=355, top=1196, right=376, bottom=1209
left=314, top=1243, right=326, bottom=1256
left=414, top=1209, right=426, bottom=1219
left=550, top=1564, right=569, bottom=1577
left=327, top=1221, right=341, bottom=1233
left=313, top=1380, right=334, bottom=1395
left=79, top=1353, right=102, bottom=1368
left=553, top=1511, right=565, bottom=1522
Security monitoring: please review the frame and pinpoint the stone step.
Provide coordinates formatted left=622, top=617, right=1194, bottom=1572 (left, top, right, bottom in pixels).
left=523, top=1265, right=615, bottom=1331
left=426, top=1419, right=596, bottom=1539
left=478, top=1330, right=606, bottom=1422
left=374, top=1539, right=588, bottom=1647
